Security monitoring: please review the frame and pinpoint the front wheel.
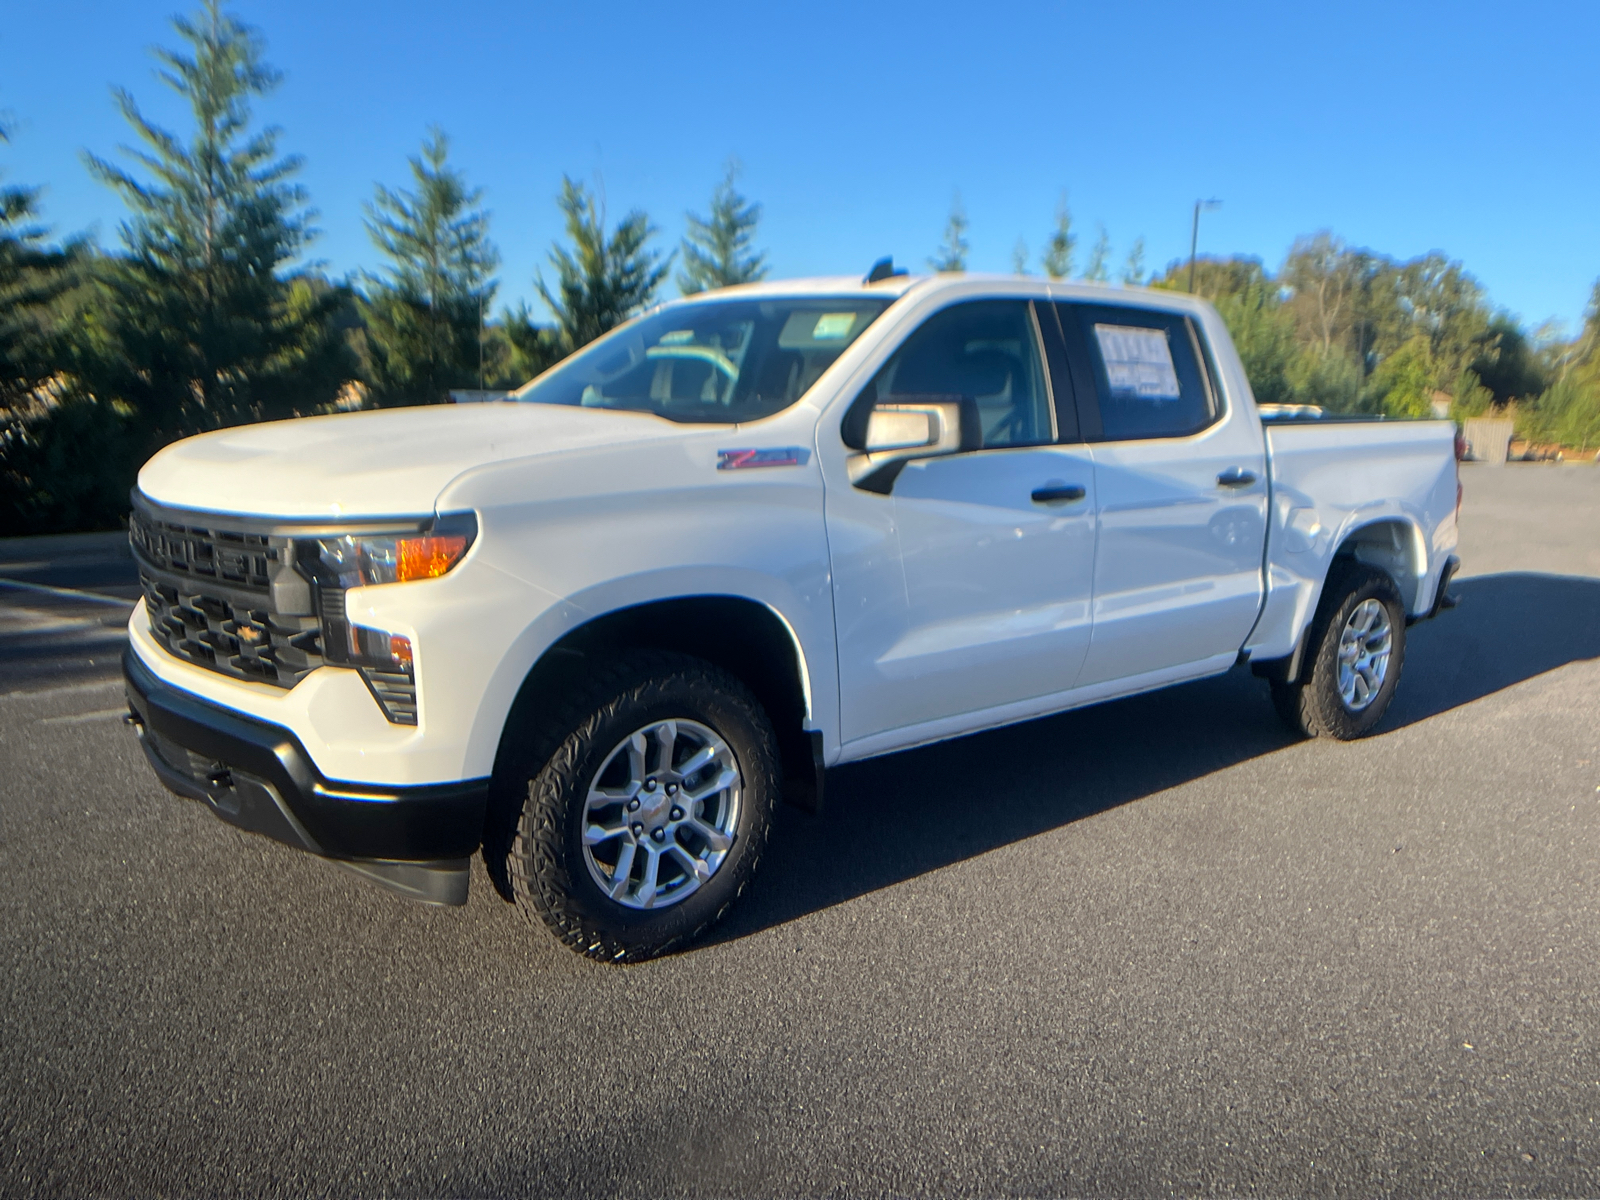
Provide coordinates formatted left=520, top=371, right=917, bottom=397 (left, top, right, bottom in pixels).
left=507, top=651, right=778, bottom=962
left=1271, top=564, right=1407, bottom=740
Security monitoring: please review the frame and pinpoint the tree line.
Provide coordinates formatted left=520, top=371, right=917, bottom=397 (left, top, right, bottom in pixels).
left=4, top=2, right=1598, bottom=536
left=0, top=2, right=768, bottom=534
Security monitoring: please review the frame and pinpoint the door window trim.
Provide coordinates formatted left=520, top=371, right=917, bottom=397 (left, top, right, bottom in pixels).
left=842, top=296, right=1086, bottom=454
left=1054, top=300, right=1225, bottom=443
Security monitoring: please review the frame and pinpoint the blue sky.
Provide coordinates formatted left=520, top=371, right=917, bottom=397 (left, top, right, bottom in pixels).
left=4, top=0, right=1597, bottom=332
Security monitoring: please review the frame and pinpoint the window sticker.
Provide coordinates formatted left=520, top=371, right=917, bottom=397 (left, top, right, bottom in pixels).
left=659, top=330, right=695, bottom=345
left=812, top=313, right=857, bottom=340
left=1093, top=324, right=1180, bottom=400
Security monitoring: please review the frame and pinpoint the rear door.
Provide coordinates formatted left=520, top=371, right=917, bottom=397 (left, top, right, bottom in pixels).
left=1049, top=299, right=1268, bottom=688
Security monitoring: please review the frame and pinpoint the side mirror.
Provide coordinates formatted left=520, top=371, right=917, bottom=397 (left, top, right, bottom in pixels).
left=848, top=396, right=980, bottom=493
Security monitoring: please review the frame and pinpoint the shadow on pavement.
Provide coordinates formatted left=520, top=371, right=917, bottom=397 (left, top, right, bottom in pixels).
left=707, top=571, right=1600, bottom=947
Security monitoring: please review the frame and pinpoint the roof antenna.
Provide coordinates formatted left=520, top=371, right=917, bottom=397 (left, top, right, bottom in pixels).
left=864, top=256, right=907, bottom=284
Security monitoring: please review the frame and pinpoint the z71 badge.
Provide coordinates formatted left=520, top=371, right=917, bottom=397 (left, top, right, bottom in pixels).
left=716, top=447, right=810, bottom=470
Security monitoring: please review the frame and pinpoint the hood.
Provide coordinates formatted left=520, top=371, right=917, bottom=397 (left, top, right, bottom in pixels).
left=137, top=403, right=698, bottom=519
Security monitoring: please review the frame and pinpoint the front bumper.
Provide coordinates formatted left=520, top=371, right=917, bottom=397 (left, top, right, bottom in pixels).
left=123, top=648, right=488, bottom=905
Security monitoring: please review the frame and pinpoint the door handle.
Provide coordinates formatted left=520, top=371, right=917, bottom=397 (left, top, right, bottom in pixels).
left=1031, top=484, right=1087, bottom=504
left=1216, top=467, right=1257, bottom=488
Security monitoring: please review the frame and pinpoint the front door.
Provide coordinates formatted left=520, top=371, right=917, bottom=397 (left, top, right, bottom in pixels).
left=828, top=299, right=1099, bottom=749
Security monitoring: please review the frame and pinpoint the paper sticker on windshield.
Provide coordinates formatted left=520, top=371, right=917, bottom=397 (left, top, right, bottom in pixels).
left=812, top=313, right=857, bottom=340
left=659, top=330, right=695, bottom=345
left=1093, top=324, right=1180, bottom=400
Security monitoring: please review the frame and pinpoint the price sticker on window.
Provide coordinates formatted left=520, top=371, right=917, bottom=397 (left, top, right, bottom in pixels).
left=1094, top=324, right=1180, bottom=400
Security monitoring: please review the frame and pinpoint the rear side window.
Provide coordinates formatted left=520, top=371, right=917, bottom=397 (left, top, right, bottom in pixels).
left=1055, top=303, right=1217, bottom=441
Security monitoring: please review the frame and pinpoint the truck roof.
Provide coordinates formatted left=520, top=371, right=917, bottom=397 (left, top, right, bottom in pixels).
left=663, top=272, right=1214, bottom=319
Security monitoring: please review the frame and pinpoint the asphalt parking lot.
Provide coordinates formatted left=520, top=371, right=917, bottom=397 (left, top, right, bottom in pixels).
left=3, top=465, right=1599, bottom=1197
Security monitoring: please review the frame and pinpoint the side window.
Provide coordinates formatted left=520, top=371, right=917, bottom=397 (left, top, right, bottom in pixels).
left=1057, top=303, right=1217, bottom=441
left=857, top=300, right=1054, bottom=449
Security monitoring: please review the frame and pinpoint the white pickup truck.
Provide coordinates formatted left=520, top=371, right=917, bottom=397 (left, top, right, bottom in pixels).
left=123, top=266, right=1461, bottom=961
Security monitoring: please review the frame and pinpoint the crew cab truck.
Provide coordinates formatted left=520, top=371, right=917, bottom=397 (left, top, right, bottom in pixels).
left=123, top=267, right=1461, bottom=961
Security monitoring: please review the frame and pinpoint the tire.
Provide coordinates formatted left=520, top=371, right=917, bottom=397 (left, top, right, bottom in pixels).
left=505, top=650, right=778, bottom=962
left=1271, top=563, right=1407, bottom=741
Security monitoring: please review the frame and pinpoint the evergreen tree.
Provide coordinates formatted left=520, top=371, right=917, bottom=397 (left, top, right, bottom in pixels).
left=1042, top=194, right=1075, bottom=280
left=81, top=0, right=352, bottom=447
left=929, top=192, right=968, bottom=272
left=361, top=129, right=499, bottom=405
left=0, top=124, right=128, bottom=535
left=0, top=124, right=82, bottom=419
left=1011, top=237, right=1029, bottom=276
left=678, top=160, right=767, bottom=295
left=537, top=176, right=670, bottom=351
left=1083, top=223, right=1111, bottom=282
left=1121, top=236, right=1147, bottom=286
left=491, top=301, right=564, bottom=385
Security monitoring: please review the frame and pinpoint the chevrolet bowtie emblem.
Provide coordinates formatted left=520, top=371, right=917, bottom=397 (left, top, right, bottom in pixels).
left=237, top=625, right=263, bottom=644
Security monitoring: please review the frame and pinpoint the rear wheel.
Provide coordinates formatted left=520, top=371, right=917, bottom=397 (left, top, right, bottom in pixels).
left=506, top=651, right=777, bottom=962
left=1271, top=564, right=1406, bottom=740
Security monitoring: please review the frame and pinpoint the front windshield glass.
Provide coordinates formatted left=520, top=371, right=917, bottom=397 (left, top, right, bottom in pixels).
left=511, top=296, right=892, bottom=423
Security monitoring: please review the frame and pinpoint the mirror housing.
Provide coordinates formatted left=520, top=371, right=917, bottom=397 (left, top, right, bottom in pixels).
left=847, top=395, right=980, bottom=493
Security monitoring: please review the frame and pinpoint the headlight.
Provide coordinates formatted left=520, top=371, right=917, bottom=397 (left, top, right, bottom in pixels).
left=311, top=512, right=477, bottom=588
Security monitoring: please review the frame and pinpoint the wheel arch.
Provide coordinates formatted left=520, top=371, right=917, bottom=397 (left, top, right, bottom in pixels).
left=1329, top=516, right=1429, bottom=614
left=1255, top=514, right=1425, bottom=686
left=485, top=595, right=819, bottom=856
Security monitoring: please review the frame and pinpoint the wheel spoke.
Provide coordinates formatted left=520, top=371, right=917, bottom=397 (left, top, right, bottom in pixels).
left=687, top=766, right=739, bottom=803
left=607, top=840, right=637, bottom=898
left=686, top=816, right=732, bottom=852
left=1351, top=672, right=1370, bottom=706
left=667, top=841, right=711, bottom=882
left=584, top=821, right=629, bottom=846
left=626, top=732, right=649, bottom=786
left=636, top=844, right=662, bottom=908
left=586, top=782, right=639, bottom=812
left=674, top=742, right=717, bottom=780
left=654, top=721, right=678, bottom=775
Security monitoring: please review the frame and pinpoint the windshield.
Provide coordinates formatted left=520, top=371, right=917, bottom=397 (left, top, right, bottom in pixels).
left=510, top=296, right=892, bottom=423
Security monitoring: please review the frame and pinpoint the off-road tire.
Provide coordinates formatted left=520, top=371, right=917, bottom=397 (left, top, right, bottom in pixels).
left=1271, top=563, right=1407, bottom=741
left=505, top=650, right=778, bottom=963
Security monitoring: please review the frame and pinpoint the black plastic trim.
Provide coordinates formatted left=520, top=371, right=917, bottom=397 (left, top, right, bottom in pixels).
left=1420, top=554, right=1461, bottom=622
left=123, top=647, right=488, bottom=864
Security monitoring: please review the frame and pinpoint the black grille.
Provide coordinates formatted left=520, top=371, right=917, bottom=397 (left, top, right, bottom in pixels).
left=140, top=574, right=325, bottom=687
left=129, top=508, right=276, bottom=592
left=131, top=502, right=419, bottom=724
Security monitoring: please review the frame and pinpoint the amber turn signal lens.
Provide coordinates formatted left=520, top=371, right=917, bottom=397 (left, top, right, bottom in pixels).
left=389, top=634, right=414, bottom=669
left=396, top=535, right=468, bottom=582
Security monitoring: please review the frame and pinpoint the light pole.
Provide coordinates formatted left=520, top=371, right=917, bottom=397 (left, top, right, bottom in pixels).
left=1188, top=198, right=1221, bottom=293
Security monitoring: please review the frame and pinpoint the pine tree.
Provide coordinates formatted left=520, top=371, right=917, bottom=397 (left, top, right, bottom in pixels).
left=1083, top=223, right=1111, bottom=282
left=678, top=160, right=767, bottom=295
left=0, top=124, right=81, bottom=419
left=1042, top=194, right=1075, bottom=280
left=82, top=0, right=352, bottom=443
left=929, top=192, right=969, bottom=273
left=361, top=129, right=500, bottom=405
left=538, top=176, right=670, bottom=351
left=0, top=124, right=127, bottom=535
left=492, top=301, right=564, bottom=384
left=1121, top=237, right=1147, bottom=286
left=1011, top=237, right=1029, bottom=276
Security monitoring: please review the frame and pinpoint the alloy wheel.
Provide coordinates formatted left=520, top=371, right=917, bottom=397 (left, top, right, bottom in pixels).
left=580, top=719, right=742, bottom=910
